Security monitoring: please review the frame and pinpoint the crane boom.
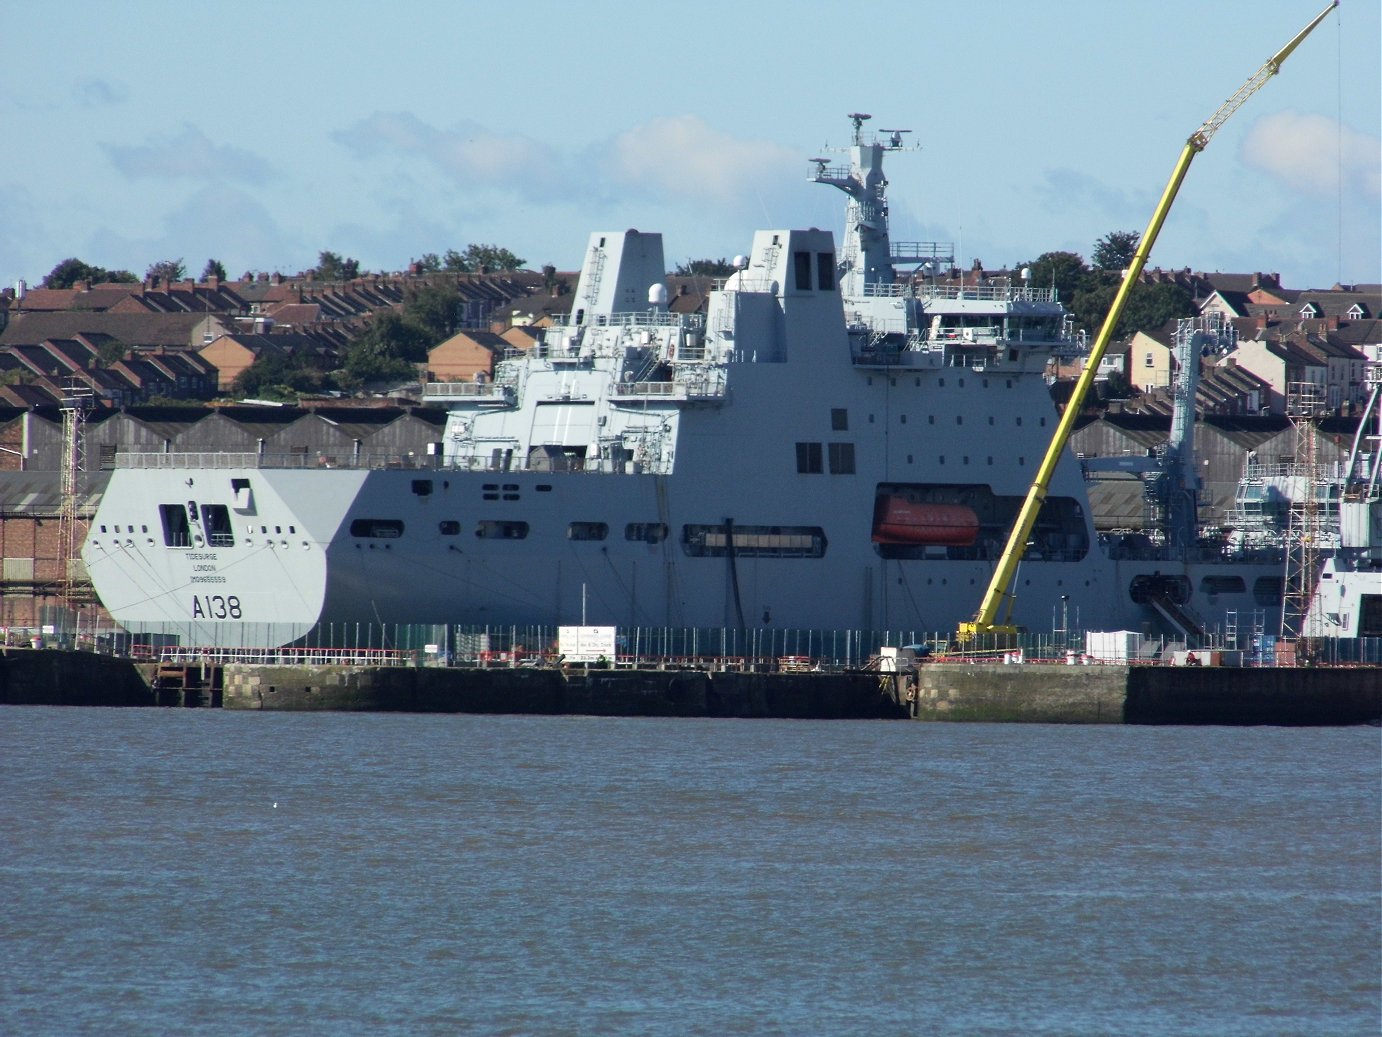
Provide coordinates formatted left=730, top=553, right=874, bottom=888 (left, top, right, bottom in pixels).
left=957, top=1, right=1338, bottom=645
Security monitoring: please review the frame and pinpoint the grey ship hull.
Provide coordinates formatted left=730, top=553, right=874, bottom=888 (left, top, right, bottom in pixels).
left=83, top=358, right=1283, bottom=647
left=83, top=119, right=1289, bottom=649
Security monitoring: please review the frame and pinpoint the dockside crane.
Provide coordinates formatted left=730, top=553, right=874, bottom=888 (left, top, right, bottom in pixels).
left=957, top=1, right=1339, bottom=646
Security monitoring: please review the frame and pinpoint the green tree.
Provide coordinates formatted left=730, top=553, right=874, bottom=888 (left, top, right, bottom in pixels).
left=146, top=258, right=186, bottom=282
left=231, top=351, right=329, bottom=399
left=1091, top=230, right=1140, bottom=271
left=314, top=250, right=360, bottom=282
left=463, top=244, right=525, bottom=272
left=416, top=252, right=442, bottom=273
left=201, top=258, right=228, bottom=281
left=404, top=282, right=465, bottom=340
left=343, top=310, right=430, bottom=383
left=442, top=248, right=471, bottom=272
left=1015, top=251, right=1088, bottom=305
left=673, top=258, right=737, bottom=277
left=1072, top=277, right=1194, bottom=339
left=40, top=257, right=135, bottom=288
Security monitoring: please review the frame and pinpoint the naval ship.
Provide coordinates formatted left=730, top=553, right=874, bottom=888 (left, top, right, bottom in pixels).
left=83, top=115, right=1301, bottom=649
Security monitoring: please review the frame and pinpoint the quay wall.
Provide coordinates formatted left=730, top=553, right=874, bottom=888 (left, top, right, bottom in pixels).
left=0, top=648, right=154, bottom=706
left=909, top=663, right=1381, bottom=725
left=907, top=664, right=1128, bottom=723
left=2, top=649, right=1378, bottom=725
left=220, top=665, right=905, bottom=719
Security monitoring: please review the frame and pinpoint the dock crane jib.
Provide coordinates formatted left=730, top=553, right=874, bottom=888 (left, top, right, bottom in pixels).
left=957, top=0, right=1339, bottom=645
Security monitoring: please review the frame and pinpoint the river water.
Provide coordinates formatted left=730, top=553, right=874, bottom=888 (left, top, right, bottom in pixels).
left=1, top=708, right=1377, bottom=1036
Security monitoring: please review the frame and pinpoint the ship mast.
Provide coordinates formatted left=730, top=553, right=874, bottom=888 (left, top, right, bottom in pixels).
left=809, top=113, right=951, bottom=299
left=958, top=0, right=1339, bottom=645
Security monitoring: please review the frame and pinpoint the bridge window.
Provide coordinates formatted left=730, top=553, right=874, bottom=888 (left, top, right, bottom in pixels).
left=831, top=408, right=848, bottom=431
left=200, top=504, right=234, bottom=547
left=796, top=442, right=823, bottom=474
left=159, top=504, right=191, bottom=548
left=439, top=521, right=461, bottom=536
left=794, top=251, right=812, bottom=291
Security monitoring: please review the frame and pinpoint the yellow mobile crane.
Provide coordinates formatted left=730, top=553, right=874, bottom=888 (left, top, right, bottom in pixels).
left=958, top=1, right=1339, bottom=645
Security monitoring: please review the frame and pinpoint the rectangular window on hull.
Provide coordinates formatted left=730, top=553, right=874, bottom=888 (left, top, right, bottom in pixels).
left=350, top=519, right=404, bottom=539
left=200, top=504, right=234, bottom=547
left=476, top=520, right=529, bottom=540
left=681, top=524, right=828, bottom=559
left=828, top=442, right=855, bottom=474
left=568, top=522, right=609, bottom=541
left=625, top=522, right=668, bottom=544
left=796, top=442, right=822, bottom=474
left=159, top=504, right=191, bottom=548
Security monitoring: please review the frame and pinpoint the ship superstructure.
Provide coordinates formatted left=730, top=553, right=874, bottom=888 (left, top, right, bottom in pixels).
left=82, top=117, right=1292, bottom=649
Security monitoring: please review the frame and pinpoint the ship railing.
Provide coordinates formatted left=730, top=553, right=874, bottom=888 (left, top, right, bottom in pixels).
left=613, top=373, right=727, bottom=400
left=159, top=646, right=414, bottom=667
left=115, top=451, right=439, bottom=471
left=912, top=283, right=1059, bottom=304
left=711, top=276, right=778, bottom=294
left=808, top=163, right=852, bottom=182
left=422, top=381, right=515, bottom=401
left=438, top=455, right=662, bottom=476
left=858, top=283, right=914, bottom=298
left=890, top=241, right=954, bottom=263
left=547, top=311, right=701, bottom=330
left=1240, top=461, right=1346, bottom=482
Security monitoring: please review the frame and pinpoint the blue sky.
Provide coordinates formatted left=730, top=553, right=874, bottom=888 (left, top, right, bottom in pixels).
left=3, top=1, right=1378, bottom=292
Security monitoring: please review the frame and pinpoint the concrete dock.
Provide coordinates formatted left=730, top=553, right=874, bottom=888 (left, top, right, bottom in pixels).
left=2, top=649, right=1378, bottom=725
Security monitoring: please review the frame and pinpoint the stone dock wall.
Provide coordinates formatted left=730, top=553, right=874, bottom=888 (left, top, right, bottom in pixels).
left=219, top=665, right=905, bottom=719
left=906, top=663, right=1380, bottom=725
left=0, top=648, right=155, bottom=706
left=2, top=649, right=1378, bottom=725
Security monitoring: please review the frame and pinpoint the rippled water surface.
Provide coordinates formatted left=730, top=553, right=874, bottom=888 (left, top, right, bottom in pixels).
left=1, top=708, right=1378, bottom=1036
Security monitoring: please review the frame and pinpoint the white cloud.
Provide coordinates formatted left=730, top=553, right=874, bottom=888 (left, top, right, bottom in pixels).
left=600, top=115, right=798, bottom=208
left=332, top=113, right=563, bottom=200
left=102, top=125, right=274, bottom=185
left=1241, top=110, right=1382, bottom=198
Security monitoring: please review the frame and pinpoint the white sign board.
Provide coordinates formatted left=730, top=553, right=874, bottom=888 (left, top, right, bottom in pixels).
left=558, top=625, right=617, bottom=663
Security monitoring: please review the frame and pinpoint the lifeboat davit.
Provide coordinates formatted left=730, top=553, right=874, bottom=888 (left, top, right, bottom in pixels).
left=872, top=497, right=979, bottom=546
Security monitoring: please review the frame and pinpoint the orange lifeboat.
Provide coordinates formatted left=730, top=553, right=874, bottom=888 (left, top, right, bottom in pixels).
left=872, top=497, right=979, bottom=546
